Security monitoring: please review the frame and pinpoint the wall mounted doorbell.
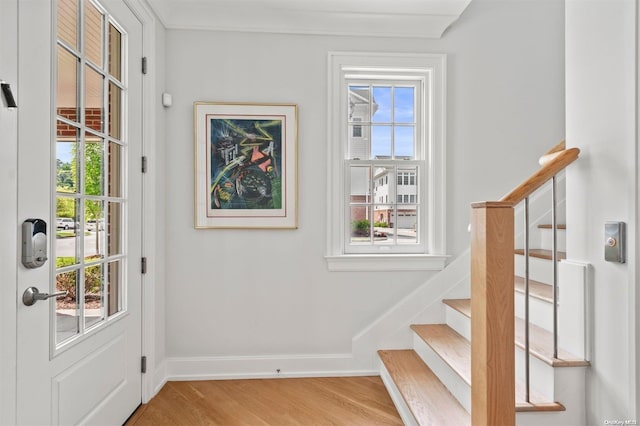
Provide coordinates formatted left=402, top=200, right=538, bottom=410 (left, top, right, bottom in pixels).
left=22, top=219, right=48, bottom=269
left=604, top=221, right=625, bottom=263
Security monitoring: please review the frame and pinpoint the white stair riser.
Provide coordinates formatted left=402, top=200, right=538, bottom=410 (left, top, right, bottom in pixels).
left=516, top=367, right=586, bottom=426
left=538, top=228, right=566, bottom=252
left=445, top=306, right=471, bottom=341
left=514, top=292, right=554, bottom=331
left=379, top=362, right=419, bottom=426
left=515, top=255, right=555, bottom=284
left=515, top=352, right=554, bottom=399
left=558, top=261, right=588, bottom=360
left=518, top=410, right=575, bottom=426
left=446, top=303, right=569, bottom=402
left=412, top=334, right=471, bottom=412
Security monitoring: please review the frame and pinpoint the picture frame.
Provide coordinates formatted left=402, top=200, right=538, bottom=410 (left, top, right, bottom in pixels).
left=194, top=102, right=298, bottom=229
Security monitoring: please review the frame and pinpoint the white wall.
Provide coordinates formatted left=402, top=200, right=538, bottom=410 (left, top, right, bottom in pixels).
left=566, top=0, right=638, bottom=422
left=162, top=0, right=565, bottom=372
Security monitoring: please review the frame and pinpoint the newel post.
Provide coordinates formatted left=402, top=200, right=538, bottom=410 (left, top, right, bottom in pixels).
left=470, top=201, right=515, bottom=426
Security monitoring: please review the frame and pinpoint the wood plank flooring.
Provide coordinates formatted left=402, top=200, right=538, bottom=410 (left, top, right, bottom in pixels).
left=125, top=377, right=403, bottom=426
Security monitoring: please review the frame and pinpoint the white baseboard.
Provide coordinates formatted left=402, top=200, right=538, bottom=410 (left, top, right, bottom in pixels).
left=164, top=353, right=377, bottom=381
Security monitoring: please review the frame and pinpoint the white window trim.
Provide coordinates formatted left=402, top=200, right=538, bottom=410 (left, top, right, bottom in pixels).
left=326, top=52, right=448, bottom=272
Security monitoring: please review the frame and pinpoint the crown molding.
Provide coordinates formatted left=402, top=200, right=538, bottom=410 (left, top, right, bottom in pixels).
left=145, top=0, right=472, bottom=38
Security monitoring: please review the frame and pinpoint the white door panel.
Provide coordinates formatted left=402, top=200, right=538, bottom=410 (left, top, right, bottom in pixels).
left=16, top=0, right=143, bottom=424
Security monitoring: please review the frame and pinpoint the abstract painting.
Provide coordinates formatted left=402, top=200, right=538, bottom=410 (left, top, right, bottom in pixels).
left=194, top=102, right=297, bottom=228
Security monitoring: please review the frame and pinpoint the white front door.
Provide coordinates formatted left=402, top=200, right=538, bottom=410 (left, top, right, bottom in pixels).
left=16, top=0, right=143, bottom=424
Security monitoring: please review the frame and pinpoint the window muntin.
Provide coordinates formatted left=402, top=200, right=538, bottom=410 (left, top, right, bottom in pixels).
left=345, top=80, right=423, bottom=254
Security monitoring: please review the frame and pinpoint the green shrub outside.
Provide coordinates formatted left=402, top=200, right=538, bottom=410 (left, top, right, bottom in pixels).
left=56, top=257, right=102, bottom=300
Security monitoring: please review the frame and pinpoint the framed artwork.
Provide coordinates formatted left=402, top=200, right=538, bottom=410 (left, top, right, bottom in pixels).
left=194, top=102, right=298, bottom=228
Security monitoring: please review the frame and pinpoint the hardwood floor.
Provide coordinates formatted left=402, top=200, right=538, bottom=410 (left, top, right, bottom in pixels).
left=125, top=376, right=402, bottom=425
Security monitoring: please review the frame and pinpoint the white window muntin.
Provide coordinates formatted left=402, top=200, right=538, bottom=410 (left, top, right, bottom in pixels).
left=345, top=159, right=424, bottom=254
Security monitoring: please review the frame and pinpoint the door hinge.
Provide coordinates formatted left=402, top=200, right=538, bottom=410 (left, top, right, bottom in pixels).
left=142, top=57, right=148, bottom=75
left=141, top=356, right=147, bottom=374
left=141, top=257, right=147, bottom=274
left=142, top=156, right=148, bottom=173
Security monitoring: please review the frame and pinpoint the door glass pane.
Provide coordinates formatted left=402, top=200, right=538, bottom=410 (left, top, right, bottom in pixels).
left=57, top=0, right=78, bottom=49
left=57, top=46, right=78, bottom=122
left=108, top=23, right=122, bottom=81
left=56, top=269, right=79, bottom=343
left=56, top=196, right=79, bottom=266
left=107, top=261, right=121, bottom=316
left=108, top=82, right=122, bottom=139
left=84, top=263, right=104, bottom=328
left=85, top=65, right=104, bottom=133
left=55, top=0, right=127, bottom=347
left=84, top=132, right=104, bottom=196
left=85, top=199, right=104, bottom=260
left=107, top=201, right=122, bottom=256
left=84, top=0, right=104, bottom=67
left=108, top=142, right=122, bottom=197
left=56, top=132, right=78, bottom=193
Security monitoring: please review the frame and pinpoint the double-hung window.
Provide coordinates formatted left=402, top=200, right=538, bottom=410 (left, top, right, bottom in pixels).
left=326, top=53, right=447, bottom=271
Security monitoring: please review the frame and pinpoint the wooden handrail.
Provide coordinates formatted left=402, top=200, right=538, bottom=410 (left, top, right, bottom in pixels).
left=538, top=140, right=566, bottom=165
left=471, top=141, right=579, bottom=426
left=500, top=146, right=580, bottom=205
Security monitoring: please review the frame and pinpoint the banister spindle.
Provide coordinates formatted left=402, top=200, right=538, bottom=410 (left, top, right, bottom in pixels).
left=524, top=197, right=531, bottom=403
left=552, top=176, right=559, bottom=359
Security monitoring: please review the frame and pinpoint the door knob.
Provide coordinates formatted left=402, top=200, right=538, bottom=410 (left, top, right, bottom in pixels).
left=22, top=287, right=67, bottom=306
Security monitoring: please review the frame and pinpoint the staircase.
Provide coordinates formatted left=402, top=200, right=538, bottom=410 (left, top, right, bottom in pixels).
left=377, top=143, right=588, bottom=425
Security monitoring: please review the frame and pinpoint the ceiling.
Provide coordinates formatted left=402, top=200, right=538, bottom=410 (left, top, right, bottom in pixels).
left=144, top=0, right=473, bottom=38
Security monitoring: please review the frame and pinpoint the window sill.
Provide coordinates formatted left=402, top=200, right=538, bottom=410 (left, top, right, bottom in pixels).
left=325, top=254, right=449, bottom=272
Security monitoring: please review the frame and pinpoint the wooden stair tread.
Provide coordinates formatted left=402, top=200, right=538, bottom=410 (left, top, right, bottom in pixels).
left=538, top=224, right=566, bottom=229
left=410, top=324, right=471, bottom=384
left=514, top=276, right=553, bottom=302
left=378, top=349, right=470, bottom=425
left=442, top=298, right=471, bottom=317
left=515, top=380, right=565, bottom=412
left=514, top=317, right=590, bottom=367
left=441, top=299, right=589, bottom=368
left=410, top=324, right=564, bottom=412
left=514, top=248, right=566, bottom=261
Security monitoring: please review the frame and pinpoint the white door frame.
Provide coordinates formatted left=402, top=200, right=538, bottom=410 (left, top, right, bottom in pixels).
left=0, top=0, right=19, bottom=424
left=121, top=0, right=162, bottom=403
left=0, top=1, right=161, bottom=422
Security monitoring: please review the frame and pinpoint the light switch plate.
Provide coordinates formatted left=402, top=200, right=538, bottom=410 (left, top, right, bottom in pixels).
left=604, top=221, right=625, bottom=263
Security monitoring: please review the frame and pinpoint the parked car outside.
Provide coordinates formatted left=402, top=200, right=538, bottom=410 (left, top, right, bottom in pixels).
left=86, top=219, right=105, bottom=231
left=56, top=218, right=77, bottom=230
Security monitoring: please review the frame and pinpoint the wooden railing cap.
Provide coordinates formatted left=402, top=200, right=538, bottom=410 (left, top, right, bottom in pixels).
left=471, top=201, right=515, bottom=209
left=500, top=146, right=580, bottom=205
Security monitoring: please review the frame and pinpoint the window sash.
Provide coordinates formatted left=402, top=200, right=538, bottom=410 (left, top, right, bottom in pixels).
left=345, top=160, right=425, bottom=254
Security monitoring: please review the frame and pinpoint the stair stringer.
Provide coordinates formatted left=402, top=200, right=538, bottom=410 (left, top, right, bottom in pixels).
left=352, top=250, right=470, bottom=371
